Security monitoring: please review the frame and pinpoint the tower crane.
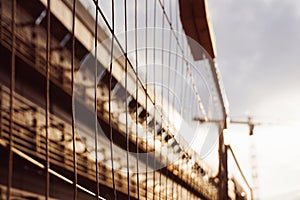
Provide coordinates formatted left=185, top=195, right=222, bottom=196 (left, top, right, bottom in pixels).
left=194, top=116, right=262, bottom=200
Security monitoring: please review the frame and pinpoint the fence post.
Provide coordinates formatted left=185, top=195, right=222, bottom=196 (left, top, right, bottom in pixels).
left=218, top=126, right=229, bottom=200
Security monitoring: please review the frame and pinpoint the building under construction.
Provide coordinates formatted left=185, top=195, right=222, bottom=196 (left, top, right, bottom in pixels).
left=0, top=0, right=249, bottom=199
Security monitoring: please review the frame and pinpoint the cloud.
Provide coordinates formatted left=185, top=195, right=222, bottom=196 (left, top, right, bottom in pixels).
left=207, top=0, right=300, bottom=118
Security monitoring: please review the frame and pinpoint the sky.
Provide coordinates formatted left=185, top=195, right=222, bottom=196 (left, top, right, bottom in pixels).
left=207, top=0, right=300, bottom=199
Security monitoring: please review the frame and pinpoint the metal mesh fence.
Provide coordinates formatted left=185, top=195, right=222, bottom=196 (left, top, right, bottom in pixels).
left=0, top=0, right=241, bottom=199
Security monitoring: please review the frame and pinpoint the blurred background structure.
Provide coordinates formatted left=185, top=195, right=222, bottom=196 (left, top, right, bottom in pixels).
left=0, top=0, right=252, bottom=199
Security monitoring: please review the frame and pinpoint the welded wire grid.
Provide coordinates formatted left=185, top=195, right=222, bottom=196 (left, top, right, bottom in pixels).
left=0, top=0, right=231, bottom=199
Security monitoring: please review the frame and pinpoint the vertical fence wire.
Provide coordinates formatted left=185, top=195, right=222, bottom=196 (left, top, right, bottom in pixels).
left=71, top=0, right=78, bottom=199
left=45, top=0, right=51, bottom=199
left=159, top=1, right=165, bottom=198
left=124, top=0, right=130, bottom=199
left=152, top=0, right=157, bottom=198
left=180, top=30, right=185, bottom=200
left=182, top=43, right=190, bottom=199
left=134, top=0, right=140, bottom=199
left=7, top=0, right=16, bottom=199
left=165, top=0, right=173, bottom=197
left=187, top=87, right=193, bottom=200
left=179, top=157, right=183, bottom=199
left=171, top=2, right=180, bottom=199
left=145, top=0, right=149, bottom=198
left=94, top=1, right=100, bottom=199
left=109, top=0, right=117, bottom=199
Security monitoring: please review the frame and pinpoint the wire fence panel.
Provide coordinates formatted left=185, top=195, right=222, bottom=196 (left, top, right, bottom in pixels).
left=0, top=0, right=249, bottom=199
